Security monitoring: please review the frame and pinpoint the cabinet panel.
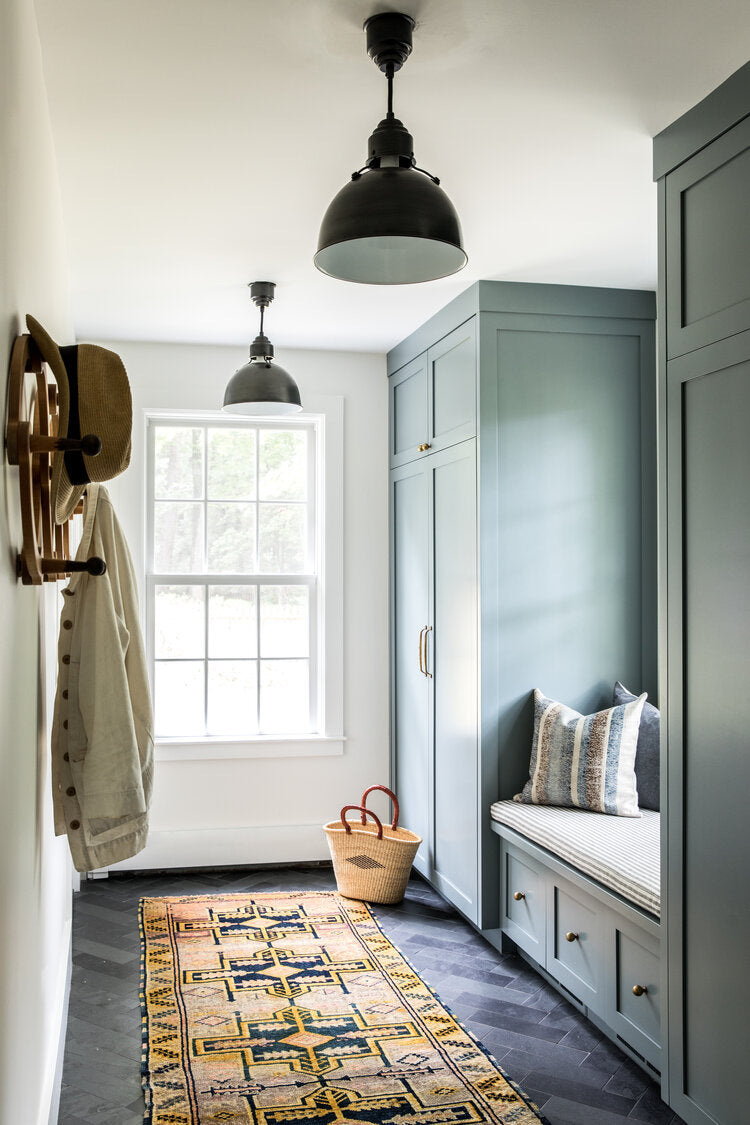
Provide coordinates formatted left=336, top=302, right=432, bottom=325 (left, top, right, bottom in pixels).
left=549, top=882, right=603, bottom=1005
left=429, top=321, right=476, bottom=451
left=666, top=115, right=750, bottom=358
left=666, top=345, right=750, bottom=1125
left=391, top=463, right=431, bottom=875
left=390, top=354, right=429, bottom=467
left=613, top=928, right=661, bottom=1066
left=390, top=322, right=476, bottom=469
left=431, top=442, right=478, bottom=920
left=492, top=324, right=650, bottom=790
left=502, top=842, right=545, bottom=959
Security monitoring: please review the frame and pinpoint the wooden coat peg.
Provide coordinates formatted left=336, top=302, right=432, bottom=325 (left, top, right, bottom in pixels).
left=5, top=333, right=107, bottom=584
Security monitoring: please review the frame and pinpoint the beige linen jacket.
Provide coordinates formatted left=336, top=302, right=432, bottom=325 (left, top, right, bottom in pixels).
left=51, top=485, right=154, bottom=871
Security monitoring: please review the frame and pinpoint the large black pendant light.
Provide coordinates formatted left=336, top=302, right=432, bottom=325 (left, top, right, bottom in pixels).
left=223, top=282, right=302, bottom=415
left=314, top=11, right=467, bottom=285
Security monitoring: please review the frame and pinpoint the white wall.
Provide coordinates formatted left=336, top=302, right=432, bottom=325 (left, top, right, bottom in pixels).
left=102, top=339, right=390, bottom=870
left=0, top=1, right=75, bottom=1123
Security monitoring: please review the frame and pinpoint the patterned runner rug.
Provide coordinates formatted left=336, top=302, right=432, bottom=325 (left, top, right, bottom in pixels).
left=140, top=891, right=547, bottom=1124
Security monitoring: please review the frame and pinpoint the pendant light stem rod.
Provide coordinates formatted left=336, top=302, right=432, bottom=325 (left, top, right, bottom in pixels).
left=259, top=305, right=265, bottom=335
left=386, top=63, right=394, bottom=118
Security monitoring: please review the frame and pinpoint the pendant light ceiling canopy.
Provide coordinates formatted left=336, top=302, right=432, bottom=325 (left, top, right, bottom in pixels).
left=314, top=11, right=467, bottom=286
left=222, top=282, right=302, bottom=416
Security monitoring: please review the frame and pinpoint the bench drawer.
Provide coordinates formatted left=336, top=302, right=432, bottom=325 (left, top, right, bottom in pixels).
left=611, top=927, right=661, bottom=1067
left=548, top=881, right=604, bottom=1006
left=501, top=842, right=546, bottom=959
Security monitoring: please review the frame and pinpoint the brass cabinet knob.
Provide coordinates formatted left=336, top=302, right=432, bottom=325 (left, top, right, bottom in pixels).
left=513, top=891, right=525, bottom=901
left=632, top=984, right=648, bottom=997
left=565, top=931, right=579, bottom=943
left=417, top=442, right=432, bottom=452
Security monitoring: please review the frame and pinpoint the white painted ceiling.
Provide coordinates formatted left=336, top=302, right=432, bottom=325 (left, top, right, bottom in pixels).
left=35, top=0, right=750, bottom=353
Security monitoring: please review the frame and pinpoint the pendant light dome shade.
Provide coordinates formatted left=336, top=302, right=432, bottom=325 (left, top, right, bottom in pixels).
left=223, top=358, right=301, bottom=415
left=315, top=163, right=466, bottom=285
left=314, top=12, right=467, bottom=285
left=222, top=282, right=302, bottom=415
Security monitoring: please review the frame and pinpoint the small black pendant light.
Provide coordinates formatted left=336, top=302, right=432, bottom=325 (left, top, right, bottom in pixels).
left=314, top=11, right=467, bottom=286
left=223, top=282, right=302, bottom=415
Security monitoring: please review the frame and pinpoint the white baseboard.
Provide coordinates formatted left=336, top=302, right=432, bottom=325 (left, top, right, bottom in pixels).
left=44, top=918, right=72, bottom=1125
left=108, top=822, right=331, bottom=871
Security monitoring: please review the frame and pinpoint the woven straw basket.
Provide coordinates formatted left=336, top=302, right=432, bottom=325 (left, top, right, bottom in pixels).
left=324, top=785, right=422, bottom=904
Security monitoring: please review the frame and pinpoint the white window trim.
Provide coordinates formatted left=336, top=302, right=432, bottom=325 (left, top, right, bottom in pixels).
left=142, top=396, right=344, bottom=761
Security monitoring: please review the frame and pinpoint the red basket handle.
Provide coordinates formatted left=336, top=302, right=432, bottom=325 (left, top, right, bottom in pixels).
left=340, top=805, right=383, bottom=839
left=360, top=784, right=399, bottom=830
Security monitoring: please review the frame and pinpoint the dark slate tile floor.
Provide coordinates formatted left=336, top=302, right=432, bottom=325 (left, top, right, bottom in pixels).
left=58, top=864, right=685, bottom=1125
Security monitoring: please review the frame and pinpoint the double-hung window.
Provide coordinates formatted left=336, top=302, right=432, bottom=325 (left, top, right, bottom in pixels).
left=146, top=416, right=322, bottom=744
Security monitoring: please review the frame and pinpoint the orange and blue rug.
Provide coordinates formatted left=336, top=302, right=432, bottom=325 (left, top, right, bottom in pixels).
left=140, top=890, right=547, bottom=1123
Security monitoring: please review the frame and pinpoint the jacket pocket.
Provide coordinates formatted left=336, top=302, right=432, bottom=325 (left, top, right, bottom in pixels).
left=65, top=663, right=88, bottom=762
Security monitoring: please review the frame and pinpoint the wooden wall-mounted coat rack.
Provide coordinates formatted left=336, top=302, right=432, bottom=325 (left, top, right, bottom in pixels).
left=5, top=333, right=106, bottom=584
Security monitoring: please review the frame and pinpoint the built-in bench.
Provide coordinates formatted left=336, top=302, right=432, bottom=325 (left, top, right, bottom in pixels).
left=490, top=800, right=661, bottom=1073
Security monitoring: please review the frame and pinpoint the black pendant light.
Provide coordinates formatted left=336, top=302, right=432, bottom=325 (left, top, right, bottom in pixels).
left=314, top=11, right=467, bottom=285
left=223, top=282, right=302, bottom=415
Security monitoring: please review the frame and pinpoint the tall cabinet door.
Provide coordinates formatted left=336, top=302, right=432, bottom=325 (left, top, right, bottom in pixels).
left=430, top=440, right=479, bottom=922
left=664, top=336, right=750, bottom=1125
left=391, top=460, right=431, bottom=876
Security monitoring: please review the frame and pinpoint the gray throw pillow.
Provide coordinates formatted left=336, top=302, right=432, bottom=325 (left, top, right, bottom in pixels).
left=612, top=682, right=660, bottom=811
left=514, top=689, right=645, bottom=817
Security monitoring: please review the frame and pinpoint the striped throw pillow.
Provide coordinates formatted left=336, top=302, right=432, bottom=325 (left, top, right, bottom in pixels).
left=514, top=689, right=646, bottom=817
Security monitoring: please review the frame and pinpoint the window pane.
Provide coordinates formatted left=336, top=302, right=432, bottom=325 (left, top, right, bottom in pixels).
left=259, top=429, right=307, bottom=501
left=155, top=661, right=205, bottom=736
left=209, top=586, right=257, bottom=658
left=260, top=586, right=309, bottom=657
left=207, top=503, right=256, bottom=573
left=154, top=427, right=203, bottom=500
left=260, top=660, right=309, bottom=733
left=207, top=661, right=258, bottom=736
left=154, top=502, right=204, bottom=572
left=207, top=428, right=256, bottom=501
left=258, top=504, right=306, bottom=572
left=155, top=585, right=205, bottom=659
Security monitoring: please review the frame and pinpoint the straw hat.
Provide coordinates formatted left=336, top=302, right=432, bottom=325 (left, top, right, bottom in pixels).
left=26, top=315, right=132, bottom=523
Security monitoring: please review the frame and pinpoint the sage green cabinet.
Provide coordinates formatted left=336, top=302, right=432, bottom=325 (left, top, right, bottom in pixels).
left=664, top=114, right=750, bottom=360
left=390, top=438, right=478, bottom=918
left=496, top=831, right=662, bottom=1071
left=655, top=60, right=750, bottom=1125
left=390, top=458, right=431, bottom=877
left=389, top=321, right=476, bottom=467
left=389, top=281, right=656, bottom=933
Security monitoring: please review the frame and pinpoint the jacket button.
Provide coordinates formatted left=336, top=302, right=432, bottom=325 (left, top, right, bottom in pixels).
left=66, top=786, right=76, bottom=797
left=62, top=655, right=71, bottom=665
left=63, top=752, right=70, bottom=762
left=70, top=820, right=80, bottom=830
left=63, top=720, right=68, bottom=730
left=62, top=689, right=69, bottom=700
left=63, top=620, right=73, bottom=630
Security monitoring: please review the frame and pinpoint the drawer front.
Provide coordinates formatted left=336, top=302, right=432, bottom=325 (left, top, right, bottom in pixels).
left=612, top=928, right=661, bottom=1066
left=548, top=882, right=603, bottom=1005
left=501, top=843, right=546, bottom=959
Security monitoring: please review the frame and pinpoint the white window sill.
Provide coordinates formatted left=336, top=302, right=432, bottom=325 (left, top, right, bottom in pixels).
left=154, top=735, right=346, bottom=762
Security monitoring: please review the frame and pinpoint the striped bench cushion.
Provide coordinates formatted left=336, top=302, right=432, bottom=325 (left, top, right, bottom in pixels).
left=490, top=799, right=660, bottom=917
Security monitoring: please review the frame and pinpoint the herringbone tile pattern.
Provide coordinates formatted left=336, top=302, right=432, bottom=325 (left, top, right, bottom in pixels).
left=58, top=865, right=684, bottom=1125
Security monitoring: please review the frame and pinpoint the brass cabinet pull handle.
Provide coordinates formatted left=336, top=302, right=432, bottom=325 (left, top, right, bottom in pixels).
left=418, top=626, right=426, bottom=675
left=565, top=931, right=579, bottom=943
left=513, top=891, right=525, bottom=901
left=417, top=442, right=432, bottom=452
left=424, top=625, right=433, bottom=678
left=632, top=984, right=648, bottom=997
